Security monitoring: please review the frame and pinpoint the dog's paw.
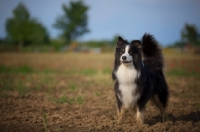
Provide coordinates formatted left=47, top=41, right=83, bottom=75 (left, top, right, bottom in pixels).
left=136, top=116, right=144, bottom=125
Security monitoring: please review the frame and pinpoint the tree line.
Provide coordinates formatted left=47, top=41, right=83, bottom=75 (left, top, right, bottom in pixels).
left=2, top=1, right=200, bottom=50
left=4, top=1, right=89, bottom=49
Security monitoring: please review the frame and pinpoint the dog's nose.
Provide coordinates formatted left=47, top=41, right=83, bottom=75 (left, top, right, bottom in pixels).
left=122, top=56, right=126, bottom=60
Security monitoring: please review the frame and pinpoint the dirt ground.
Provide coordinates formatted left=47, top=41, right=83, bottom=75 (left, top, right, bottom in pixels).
left=0, top=52, right=200, bottom=132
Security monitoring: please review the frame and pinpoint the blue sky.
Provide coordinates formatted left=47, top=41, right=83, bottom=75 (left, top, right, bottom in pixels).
left=0, top=0, right=199, bottom=46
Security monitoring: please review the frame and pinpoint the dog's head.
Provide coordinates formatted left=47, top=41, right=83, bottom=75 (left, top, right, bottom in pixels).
left=115, top=37, right=141, bottom=66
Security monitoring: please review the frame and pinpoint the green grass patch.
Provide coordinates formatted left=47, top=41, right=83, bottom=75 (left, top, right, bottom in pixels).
left=76, top=96, right=84, bottom=104
left=0, top=79, right=14, bottom=91
left=50, top=95, right=68, bottom=104
left=0, top=76, right=28, bottom=96
left=42, top=113, right=48, bottom=132
left=68, top=83, right=78, bottom=91
left=42, top=68, right=55, bottom=74
left=35, top=85, right=42, bottom=90
left=102, top=68, right=111, bottom=74
left=65, top=70, right=76, bottom=75
left=95, top=92, right=102, bottom=97
left=80, top=69, right=97, bottom=76
left=16, top=83, right=27, bottom=96
left=50, top=95, right=84, bottom=104
left=166, top=68, right=200, bottom=78
left=57, top=95, right=68, bottom=103
left=0, top=65, right=100, bottom=77
left=0, top=65, right=34, bottom=73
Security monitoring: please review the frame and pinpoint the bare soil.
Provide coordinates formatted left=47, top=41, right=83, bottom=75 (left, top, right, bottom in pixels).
left=0, top=52, right=200, bottom=132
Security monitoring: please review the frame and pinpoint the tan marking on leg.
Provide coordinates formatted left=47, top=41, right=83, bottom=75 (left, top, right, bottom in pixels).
left=117, top=106, right=126, bottom=124
left=136, top=107, right=145, bottom=125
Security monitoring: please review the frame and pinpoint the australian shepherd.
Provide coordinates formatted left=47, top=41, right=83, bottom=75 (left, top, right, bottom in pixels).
left=112, top=33, right=169, bottom=124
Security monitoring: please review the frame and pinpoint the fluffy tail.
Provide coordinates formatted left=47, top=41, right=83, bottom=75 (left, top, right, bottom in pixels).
left=141, top=33, right=164, bottom=70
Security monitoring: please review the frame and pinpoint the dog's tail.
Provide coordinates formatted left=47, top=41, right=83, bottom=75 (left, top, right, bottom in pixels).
left=141, top=33, right=164, bottom=70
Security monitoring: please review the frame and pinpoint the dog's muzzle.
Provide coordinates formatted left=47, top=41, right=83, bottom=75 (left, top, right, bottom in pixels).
left=121, top=56, right=132, bottom=64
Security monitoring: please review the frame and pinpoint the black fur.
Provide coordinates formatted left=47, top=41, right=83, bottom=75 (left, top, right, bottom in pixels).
left=112, top=33, right=169, bottom=123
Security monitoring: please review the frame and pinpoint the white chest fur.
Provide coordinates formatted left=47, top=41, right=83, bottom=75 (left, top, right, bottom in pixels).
left=116, top=64, right=140, bottom=109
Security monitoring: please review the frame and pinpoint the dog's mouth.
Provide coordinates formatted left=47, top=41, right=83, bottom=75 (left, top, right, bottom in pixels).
left=122, top=61, right=132, bottom=64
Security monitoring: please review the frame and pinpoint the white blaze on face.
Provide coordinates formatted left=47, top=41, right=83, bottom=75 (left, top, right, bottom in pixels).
left=120, top=45, right=132, bottom=65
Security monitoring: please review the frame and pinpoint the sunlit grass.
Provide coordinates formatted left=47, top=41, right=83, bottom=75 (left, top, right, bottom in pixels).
left=0, top=52, right=199, bottom=105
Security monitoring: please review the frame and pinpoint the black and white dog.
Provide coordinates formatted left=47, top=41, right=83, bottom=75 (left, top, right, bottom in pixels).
left=112, top=33, right=169, bottom=124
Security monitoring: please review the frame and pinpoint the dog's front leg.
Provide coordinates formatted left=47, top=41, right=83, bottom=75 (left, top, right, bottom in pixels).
left=136, top=106, right=145, bottom=125
left=117, top=105, right=126, bottom=124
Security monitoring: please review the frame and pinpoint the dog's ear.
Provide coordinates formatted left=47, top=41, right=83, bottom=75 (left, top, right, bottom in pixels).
left=131, top=40, right=142, bottom=50
left=117, top=36, right=124, bottom=48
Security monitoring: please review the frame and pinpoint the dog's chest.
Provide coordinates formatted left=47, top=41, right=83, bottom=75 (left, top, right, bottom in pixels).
left=116, top=64, right=140, bottom=108
left=116, top=64, right=138, bottom=84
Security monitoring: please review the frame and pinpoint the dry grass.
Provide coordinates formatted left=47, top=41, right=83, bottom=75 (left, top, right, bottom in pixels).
left=0, top=52, right=200, bottom=131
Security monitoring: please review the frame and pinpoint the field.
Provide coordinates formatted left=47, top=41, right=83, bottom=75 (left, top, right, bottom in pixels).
left=0, top=52, right=200, bottom=131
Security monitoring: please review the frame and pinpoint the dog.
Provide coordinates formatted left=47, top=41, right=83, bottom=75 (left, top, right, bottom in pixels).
left=112, top=33, right=169, bottom=124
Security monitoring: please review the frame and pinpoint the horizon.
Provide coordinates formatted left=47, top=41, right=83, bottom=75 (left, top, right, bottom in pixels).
left=0, top=0, right=200, bottom=46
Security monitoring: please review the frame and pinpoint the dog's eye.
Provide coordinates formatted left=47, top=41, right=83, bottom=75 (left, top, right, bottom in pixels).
left=129, top=51, right=133, bottom=55
left=119, top=49, right=124, bottom=54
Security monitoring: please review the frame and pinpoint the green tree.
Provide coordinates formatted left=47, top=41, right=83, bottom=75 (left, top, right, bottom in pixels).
left=181, top=23, right=200, bottom=45
left=53, top=0, right=89, bottom=44
left=29, top=20, right=50, bottom=44
left=6, top=3, right=49, bottom=49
